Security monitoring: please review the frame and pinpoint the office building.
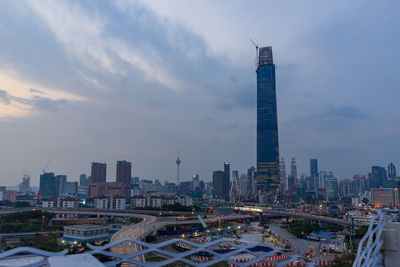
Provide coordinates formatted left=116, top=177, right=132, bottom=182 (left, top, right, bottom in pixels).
left=326, top=177, right=338, bottom=202
left=79, top=174, right=87, bottom=186
left=19, top=175, right=31, bottom=195
left=91, top=162, right=106, bottom=183
left=89, top=182, right=124, bottom=198
left=224, top=162, right=230, bottom=184
left=238, top=174, right=250, bottom=197
left=310, top=159, right=318, bottom=178
left=279, top=156, right=287, bottom=190
left=55, top=175, right=67, bottom=196
left=256, top=46, right=280, bottom=202
left=290, top=154, right=297, bottom=182
left=64, top=181, right=78, bottom=195
left=371, top=188, right=399, bottom=208
left=310, top=159, right=318, bottom=189
left=247, top=166, right=256, bottom=195
left=63, top=224, right=109, bottom=244
left=213, top=170, right=229, bottom=201
left=388, top=162, right=396, bottom=180
left=39, top=172, right=56, bottom=197
left=340, top=179, right=356, bottom=198
left=368, top=166, right=387, bottom=189
left=318, top=171, right=334, bottom=190
left=116, top=160, right=132, bottom=197
left=353, top=175, right=368, bottom=194
left=0, top=190, right=21, bottom=201
left=192, top=174, right=200, bottom=191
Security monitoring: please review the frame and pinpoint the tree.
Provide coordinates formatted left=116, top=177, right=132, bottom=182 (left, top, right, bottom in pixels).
left=361, top=197, right=369, bottom=205
left=332, top=254, right=355, bottom=267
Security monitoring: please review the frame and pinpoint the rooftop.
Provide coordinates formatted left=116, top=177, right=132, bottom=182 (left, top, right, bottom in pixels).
left=64, top=224, right=107, bottom=230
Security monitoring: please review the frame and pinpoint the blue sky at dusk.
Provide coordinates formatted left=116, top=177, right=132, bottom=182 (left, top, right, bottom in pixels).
left=0, top=0, right=399, bottom=185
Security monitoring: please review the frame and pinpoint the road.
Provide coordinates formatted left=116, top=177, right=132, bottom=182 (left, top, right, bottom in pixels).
left=269, top=224, right=335, bottom=261
left=269, top=224, right=315, bottom=255
left=111, top=215, right=158, bottom=266
left=263, top=209, right=364, bottom=227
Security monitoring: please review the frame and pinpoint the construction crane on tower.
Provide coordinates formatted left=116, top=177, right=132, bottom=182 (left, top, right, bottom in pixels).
left=42, top=160, right=51, bottom=173
left=250, top=38, right=259, bottom=71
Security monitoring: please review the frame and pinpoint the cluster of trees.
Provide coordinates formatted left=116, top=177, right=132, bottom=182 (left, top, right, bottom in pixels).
left=0, top=210, right=54, bottom=233
left=332, top=253, right=356, bottom=267
left=285, top=220, right=320, bottom=238
left=0, top=200, right=31, bottom=208
left=283, top=220, right=344, bottom=238
left=20, top=234, right=65, bottom=252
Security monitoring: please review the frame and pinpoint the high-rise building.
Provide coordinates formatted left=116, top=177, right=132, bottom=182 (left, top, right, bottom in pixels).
left=256, top=46, right=280, bottom=201
left=238, top=174, right=250, bottom=197
left=368, top=166, right=387, bottom=189
left=326, top=177, right=338, bottom=202
left=224, top=162, right=230, bottom=184
left=19, top=175, right=31, bottom=195
left=353, top=175, right=368, bottom=194
left=116, top=161, right=132, bottom=198
left=80, top=173, right=87, bottom=186
left=91, top=162, right=107, bottom=183
left=55, top=175, right=67, bottom=196
left=310, top=159, right=318, bottom=179
left=247, top=166, right=256, bottom=195
left=310, top=159, right=318, bottom=191
left=388, top=162, right=397, bottom=180
left=39, top=172, right=56, bottom=197
left=213, top=170, right=229, bottom=201
left=339, top=179, right=356, bottom=198
left=192, top=174, right=200, bottom=191
left=279, top=156, right=287, bottom=190
left=65, top=181, right=78, bottom=195
left=290, top=154, right=297, bottom=181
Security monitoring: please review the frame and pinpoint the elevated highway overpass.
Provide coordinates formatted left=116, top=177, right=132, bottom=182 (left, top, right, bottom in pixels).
left=235, top=206, right=364, bottom=227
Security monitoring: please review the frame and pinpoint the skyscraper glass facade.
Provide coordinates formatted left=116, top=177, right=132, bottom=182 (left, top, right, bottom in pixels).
left=38, top=172, right=56, bottom=197
left=256, top=47, right=280, bottom=196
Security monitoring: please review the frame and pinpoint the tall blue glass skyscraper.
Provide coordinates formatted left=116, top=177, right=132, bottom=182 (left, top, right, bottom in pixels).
left=256, top=47, right=280, bottom=200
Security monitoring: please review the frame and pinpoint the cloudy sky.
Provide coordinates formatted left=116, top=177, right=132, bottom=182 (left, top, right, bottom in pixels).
left=1, top=0, right=399, bottom=186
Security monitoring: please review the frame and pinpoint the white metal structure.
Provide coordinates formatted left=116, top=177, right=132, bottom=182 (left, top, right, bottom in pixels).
left=0, top=238, right=318, bottom=267
left=353, top=211, right=390, bottom=267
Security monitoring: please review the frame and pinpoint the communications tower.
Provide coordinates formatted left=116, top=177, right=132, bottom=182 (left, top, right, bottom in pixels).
left=176, top=151, right=181, bottom=185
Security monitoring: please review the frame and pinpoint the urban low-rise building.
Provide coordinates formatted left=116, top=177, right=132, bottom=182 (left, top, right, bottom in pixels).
left=63, top=224, right=109, bottom=243
left=61, top=198, right=79, bottom=208
left=42, top=198, right=55, bottom=208
left=94, top=196, right=126, bottom=210
left=371, top=188, right=399, bottom=208
left=94, top=197, right=109, bottom=209
left=131, top=196, right=146, bottom=208
left=178, top=195, right=193, bottom=206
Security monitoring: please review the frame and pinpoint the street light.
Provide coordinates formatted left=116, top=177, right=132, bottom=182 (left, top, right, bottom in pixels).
left=42, top=215, right=45, bottom=232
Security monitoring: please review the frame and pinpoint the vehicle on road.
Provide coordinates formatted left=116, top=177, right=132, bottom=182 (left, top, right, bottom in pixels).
left=305, top=248, right=314, bottom=258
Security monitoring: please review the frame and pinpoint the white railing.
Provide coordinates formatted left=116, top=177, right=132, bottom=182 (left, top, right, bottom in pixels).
left=0, top=238, right=319, bottom=267
left=353, top=211, right=390, bottom=267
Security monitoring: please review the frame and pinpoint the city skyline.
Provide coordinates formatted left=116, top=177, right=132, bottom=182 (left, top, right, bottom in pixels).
left=1, top=1, right=400, bottom=186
